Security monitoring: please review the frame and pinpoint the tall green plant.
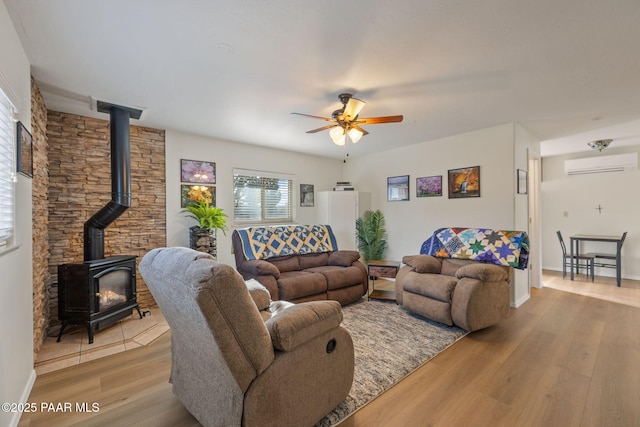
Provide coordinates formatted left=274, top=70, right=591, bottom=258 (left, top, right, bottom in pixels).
left=182, top=201, right=229, bottom=235
left=356, top=210, right=387, bottom=263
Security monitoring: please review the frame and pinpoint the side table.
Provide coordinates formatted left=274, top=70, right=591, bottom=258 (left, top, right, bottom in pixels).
left=367, top=260, right=400, bottom=301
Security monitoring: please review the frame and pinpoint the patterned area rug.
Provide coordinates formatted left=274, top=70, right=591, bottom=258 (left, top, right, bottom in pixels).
left=315, top=298, right=467, bottom=426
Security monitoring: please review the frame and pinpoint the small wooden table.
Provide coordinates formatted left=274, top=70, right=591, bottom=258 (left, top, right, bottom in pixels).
left=367, top=260, right=400, bottom=301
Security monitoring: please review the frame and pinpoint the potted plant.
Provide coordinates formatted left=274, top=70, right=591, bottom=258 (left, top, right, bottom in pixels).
left=182, top=186, right=228, bottom=257
left=356, top=209, right=387, bottom=263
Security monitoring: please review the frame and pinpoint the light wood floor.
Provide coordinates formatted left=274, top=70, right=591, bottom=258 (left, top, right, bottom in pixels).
left=18, top=272, right=640, bottom=427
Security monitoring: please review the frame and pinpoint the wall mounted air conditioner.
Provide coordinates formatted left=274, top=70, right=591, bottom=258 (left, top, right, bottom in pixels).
left=564, top=153, right=638, bottom=175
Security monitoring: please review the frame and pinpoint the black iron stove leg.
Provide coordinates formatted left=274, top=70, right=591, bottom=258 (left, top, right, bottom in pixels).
left=56, top=322, right=67, bottom=342
left=135, top=304, right=143, bottom=319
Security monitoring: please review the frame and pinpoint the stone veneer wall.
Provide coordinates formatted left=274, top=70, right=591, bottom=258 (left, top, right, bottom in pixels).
left=47, top=111, right=165, bottom=332
left=31, top=77, right=50, bottom=355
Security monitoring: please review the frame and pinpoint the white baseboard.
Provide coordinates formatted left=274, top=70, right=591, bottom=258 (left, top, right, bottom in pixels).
left=511, top=293, right=530, bottom=308
left=8, top=369, right=36, bottom=427
left=542, top=266, right=640, bottom=281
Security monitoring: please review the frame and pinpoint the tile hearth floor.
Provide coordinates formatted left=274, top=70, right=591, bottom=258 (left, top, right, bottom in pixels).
left=35, top=307, right=169, bottom=375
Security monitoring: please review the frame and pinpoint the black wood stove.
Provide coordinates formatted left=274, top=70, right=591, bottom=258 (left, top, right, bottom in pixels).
left=57, top=102, right=143, bottom=344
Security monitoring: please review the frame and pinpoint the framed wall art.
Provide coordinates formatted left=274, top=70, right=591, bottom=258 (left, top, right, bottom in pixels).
left=181, top=159, right=216, bottom=184
left=300, top=184, right=314, bottom=207
left=16, top=121, right=33, bottom=178
left=181, top=184, right=216, bottom=208
left=448, top=166, right=480, bottom=199
left=387, top=175, right=410, bottom=201
left=517, top=169, right=528, bottom=194
left=416, top=175, right=442, bottom=197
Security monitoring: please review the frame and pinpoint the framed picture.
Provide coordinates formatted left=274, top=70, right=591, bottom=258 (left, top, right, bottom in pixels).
left=181, top=184, right=216, bottom=208
left=16, top=121, right=33, bottom=178
left=448, top=166, right=480, bottom=199
left=517, top=169, right=528, bottom=194
left=180, top=159, right=216, bottom=184
left=300, top=184, right=314, bottom=207
left=387, top=175, right=410, bottom=201
left=416, top=175, right=442, bottom=197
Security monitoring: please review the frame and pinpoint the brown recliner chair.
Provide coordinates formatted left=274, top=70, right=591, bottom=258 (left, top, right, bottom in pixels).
left=139, top=247, right=354, bottom=427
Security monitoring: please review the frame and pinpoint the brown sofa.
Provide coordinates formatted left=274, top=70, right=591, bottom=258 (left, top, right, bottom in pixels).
left=232, top=228, right=367, bottom=305
left=139, top=247, right=354, bottom=427
left=395, top=255, right=511, bottom=331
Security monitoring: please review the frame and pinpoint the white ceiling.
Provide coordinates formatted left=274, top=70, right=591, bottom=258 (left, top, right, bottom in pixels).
left=5, top=0, right=640, bottom=159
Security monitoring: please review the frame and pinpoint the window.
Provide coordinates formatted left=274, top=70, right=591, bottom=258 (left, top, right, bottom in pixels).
left=233, top=168, right=295, bottom=224
left=0, top=87, right=15, bottom=247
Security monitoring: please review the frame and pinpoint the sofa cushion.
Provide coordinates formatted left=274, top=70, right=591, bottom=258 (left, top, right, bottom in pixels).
left=306, top=265, right=365, bottom=291
left=455, top=263, right=508, bottom=282
left=328, top=251, right=361, bottom=267
left=403, top=255, right=442, bottom=274
left=441, top=259, right=463, bottom=276
left=299, top=252, right=329, bottom=269
left=245, top=279, right=272, bottom=311
left=402, top=272, right=458, bottom=303
left=265, top=300, right=343, bottom=351
left=270, top=255, right=301, bottom=273
left=277, top=271, right=327, bottom=301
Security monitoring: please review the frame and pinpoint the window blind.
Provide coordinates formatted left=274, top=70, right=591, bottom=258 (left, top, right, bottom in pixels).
left=233, top=168, right=295, bottom=224
left=0, top=88, right=15, bottom=245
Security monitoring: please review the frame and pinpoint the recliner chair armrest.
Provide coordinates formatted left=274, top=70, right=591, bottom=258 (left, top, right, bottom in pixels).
left=455, top=263, right=508, bottom=282
left=264, top=300, right=343, bottom=352
left=241, top=259, right=280, bottom=278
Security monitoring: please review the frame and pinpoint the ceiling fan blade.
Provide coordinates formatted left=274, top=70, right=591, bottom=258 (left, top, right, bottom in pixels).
left=291, top=112, right=333, bottom=121
left=355, top=115, right=404, bottom=125
left=306, top=124, right=338, bottom=134
left=342, top=97, right=366, bottom=121
left=351, top=124, right=369, bottom=136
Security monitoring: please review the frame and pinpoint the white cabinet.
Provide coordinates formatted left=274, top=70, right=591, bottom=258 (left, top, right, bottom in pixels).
left=317, top=191, right=371, bottom=251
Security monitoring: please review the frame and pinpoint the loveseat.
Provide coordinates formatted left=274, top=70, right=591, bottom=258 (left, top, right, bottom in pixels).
left=395, top=227, right=529, bottom=331
left=396, top=255, right=512, bottom=331
left=232, top=225, right=367, bottom=305
left=139, top=247, right=354, bottom=427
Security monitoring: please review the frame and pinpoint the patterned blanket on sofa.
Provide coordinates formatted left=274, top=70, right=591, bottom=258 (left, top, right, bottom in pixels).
left=236, top=224, right=338, bottom=261
left=420, top=227, right=529, bottom=269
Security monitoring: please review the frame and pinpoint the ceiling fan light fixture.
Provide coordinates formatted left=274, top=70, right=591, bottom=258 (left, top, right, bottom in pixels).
left=330, top=126, right=346, bottom=146
left=347, top=127, right=363, bottom=144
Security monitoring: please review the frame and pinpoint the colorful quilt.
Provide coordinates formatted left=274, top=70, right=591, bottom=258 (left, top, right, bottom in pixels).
left=420, top=227, right=529, bottom=269
left=236, top=225, right=338, bottom=261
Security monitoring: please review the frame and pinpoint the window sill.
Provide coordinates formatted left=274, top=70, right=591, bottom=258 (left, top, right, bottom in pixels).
left=0, top=243, right=21, bottom=258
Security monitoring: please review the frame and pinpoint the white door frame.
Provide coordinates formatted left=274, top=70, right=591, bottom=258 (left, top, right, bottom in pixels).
left=528, top=149, right=542, bottom=288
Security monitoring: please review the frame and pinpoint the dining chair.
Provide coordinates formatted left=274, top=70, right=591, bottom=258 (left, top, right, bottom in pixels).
left=556, top=231, right=594, bottom=281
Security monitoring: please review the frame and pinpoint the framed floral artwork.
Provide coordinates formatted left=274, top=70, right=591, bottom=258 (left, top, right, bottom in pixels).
left=416, top=175, right=442, bottom=197
left=181, top=184, right=216, bottom=208
left=181, top=159, right=216, bottom=184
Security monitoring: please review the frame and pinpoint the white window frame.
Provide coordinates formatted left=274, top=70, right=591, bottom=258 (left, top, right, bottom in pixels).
left=233, top=168, right=296, bottom=225
left=0, top=86, right=16, bottom=250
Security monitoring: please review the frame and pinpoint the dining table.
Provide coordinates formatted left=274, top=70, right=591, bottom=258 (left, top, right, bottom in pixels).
left=569, top=234, right=624, bottom=287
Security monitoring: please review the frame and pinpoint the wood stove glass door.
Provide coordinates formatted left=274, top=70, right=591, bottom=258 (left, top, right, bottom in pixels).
left=94, top=266, right=131, bottom=312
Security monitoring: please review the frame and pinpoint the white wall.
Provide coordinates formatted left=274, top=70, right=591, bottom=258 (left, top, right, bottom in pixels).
left=541, top=145, right=640, bottom=279
left=0, top=3, right=35, bottom=427
left=344, top=123, right=532, bottom=306
left=165, top=130, right=345, bottom=266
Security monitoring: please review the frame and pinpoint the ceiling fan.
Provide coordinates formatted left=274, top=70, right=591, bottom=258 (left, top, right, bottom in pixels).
left=292, top=93, right=403, bottom=146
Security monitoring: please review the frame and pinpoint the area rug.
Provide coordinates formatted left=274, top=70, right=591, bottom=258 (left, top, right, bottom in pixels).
left=315, top=298, right=467, bottom=426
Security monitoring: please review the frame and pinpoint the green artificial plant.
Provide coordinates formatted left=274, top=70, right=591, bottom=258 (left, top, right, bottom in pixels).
left=356, top=209, right=387, bottom=263
left=182, top=201, right=229, bottom=235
